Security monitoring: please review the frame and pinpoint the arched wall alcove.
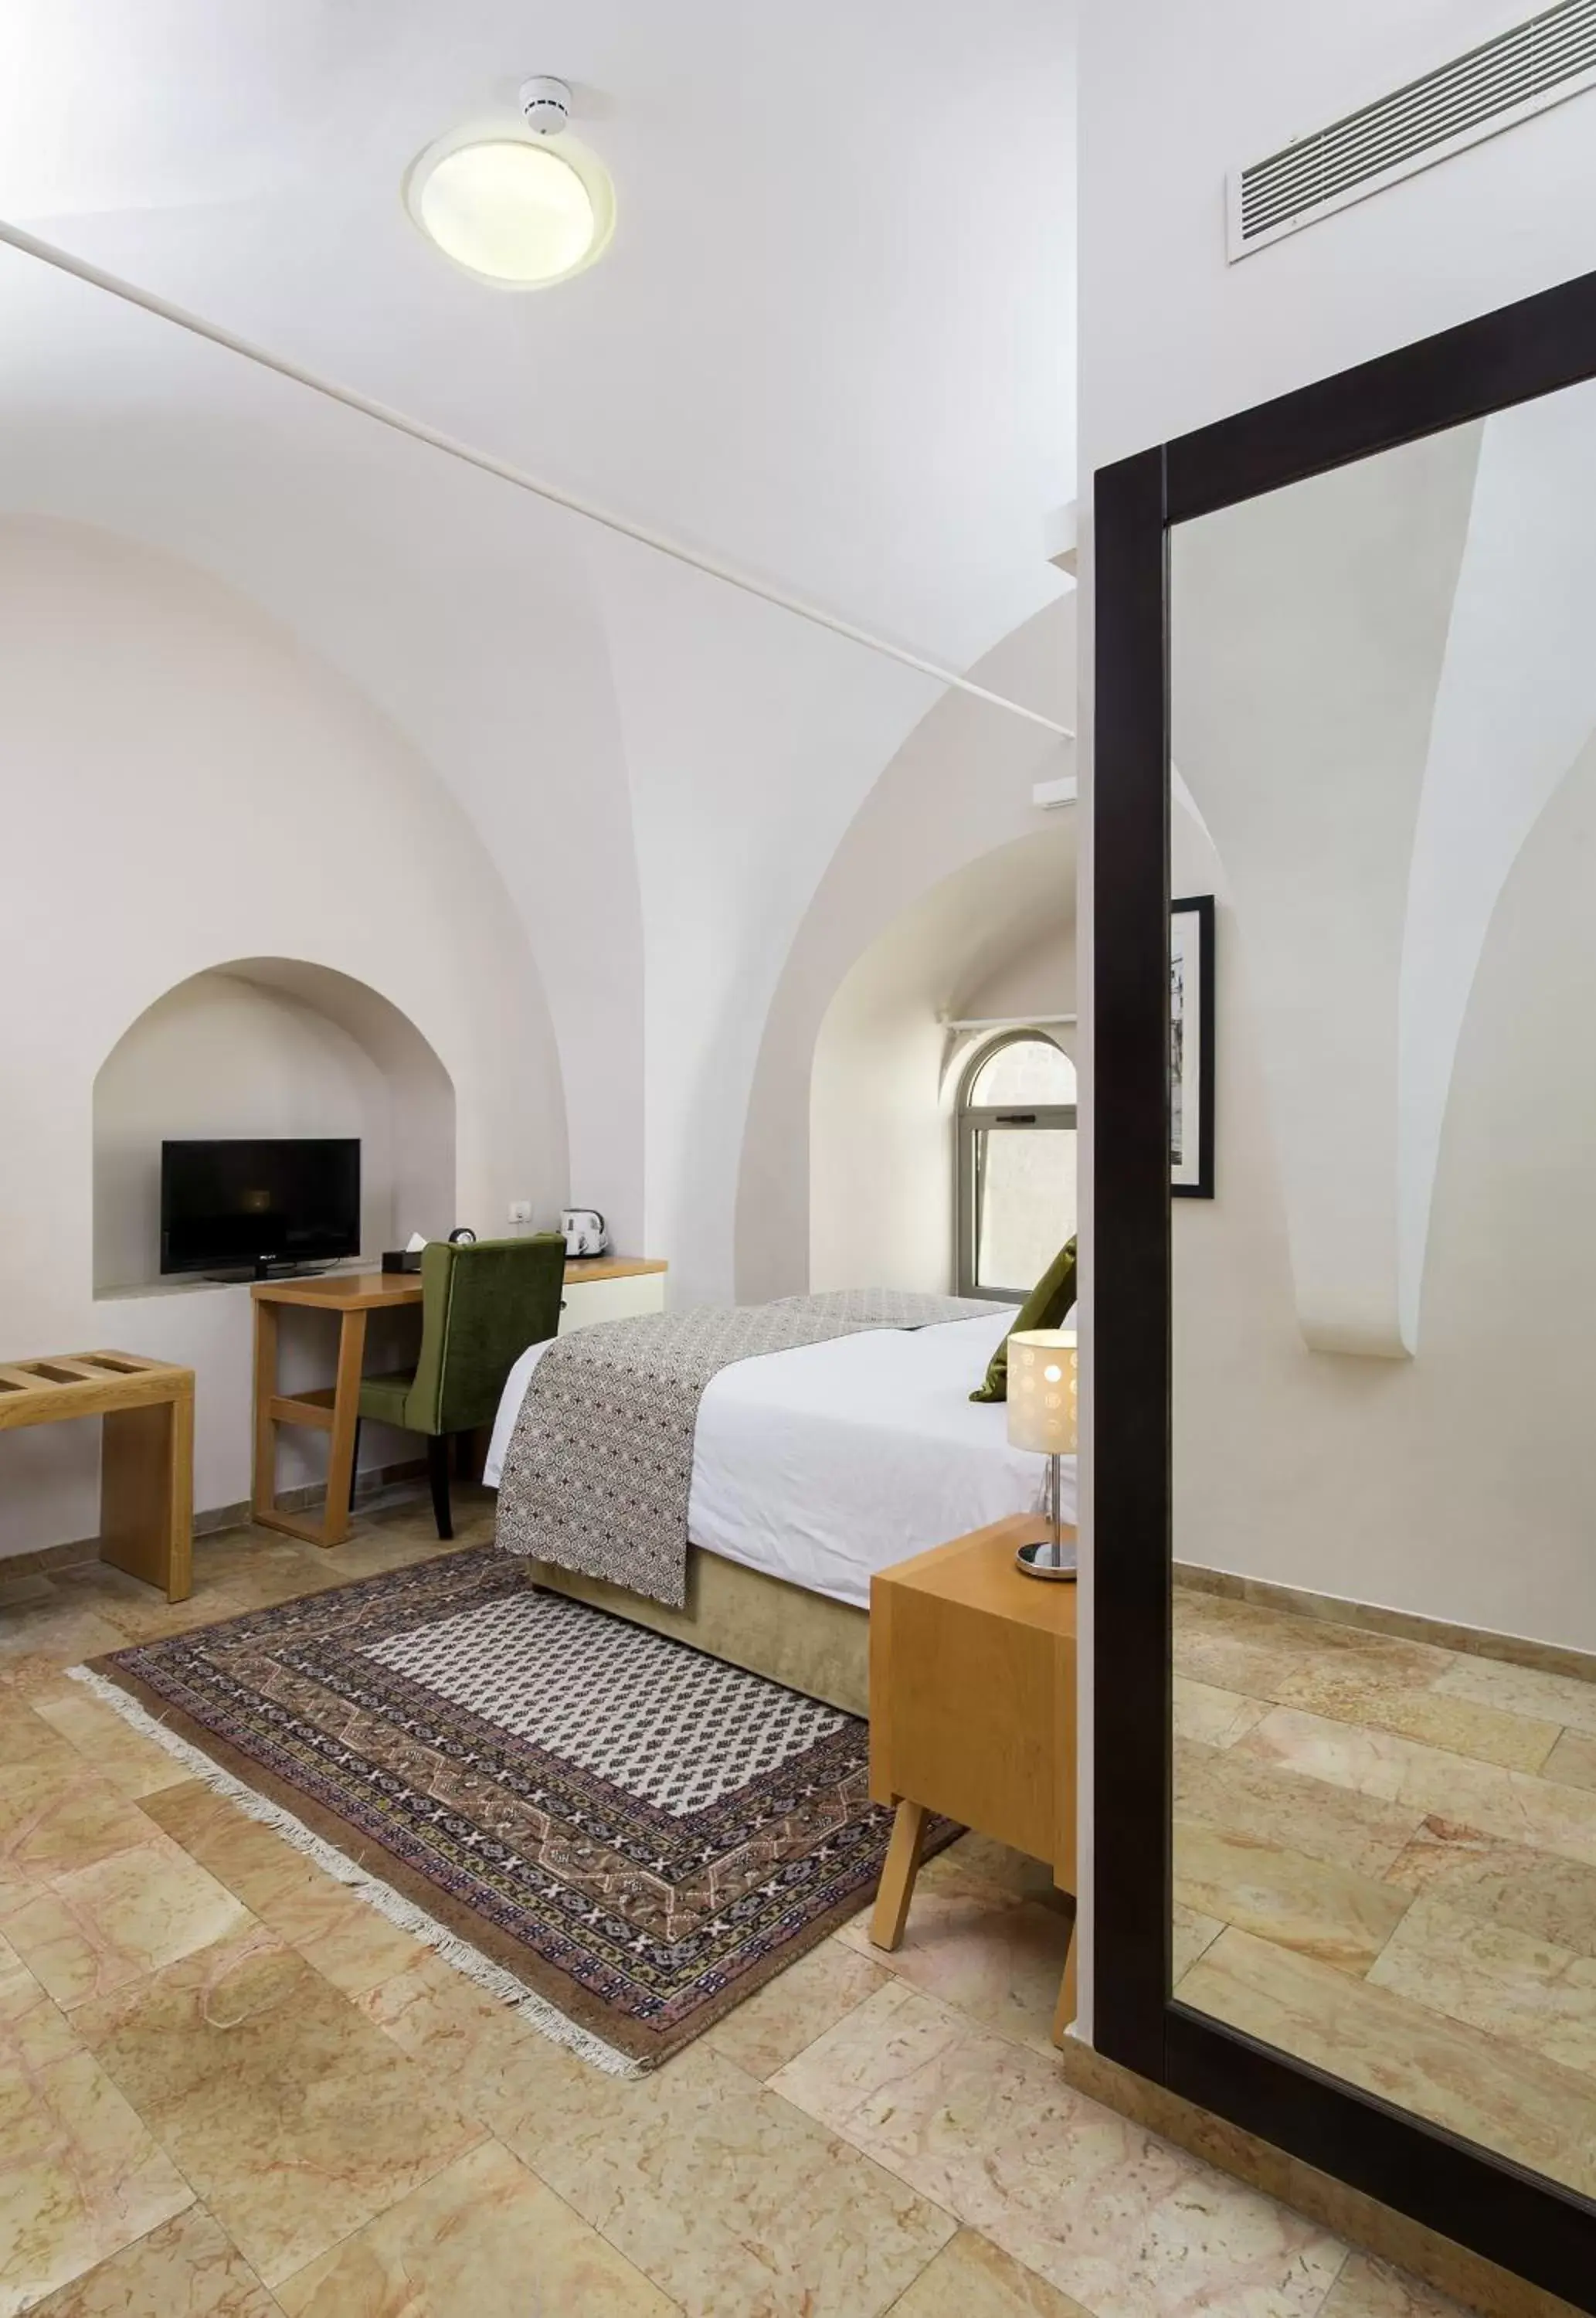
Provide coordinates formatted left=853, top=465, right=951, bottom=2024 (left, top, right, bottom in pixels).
left=93, top=958, right=457, bottom=1295
left=809, top=824, right=1076, bottom=1293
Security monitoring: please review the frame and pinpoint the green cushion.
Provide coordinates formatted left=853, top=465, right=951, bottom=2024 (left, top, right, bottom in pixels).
left=970, top=1235, right=1078, bottom=1403
left=356, top=1371, right=416, bottom=1429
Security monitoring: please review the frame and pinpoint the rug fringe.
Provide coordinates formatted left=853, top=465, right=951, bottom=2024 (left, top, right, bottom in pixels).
left=65, top=1663, right=647, bottom=2080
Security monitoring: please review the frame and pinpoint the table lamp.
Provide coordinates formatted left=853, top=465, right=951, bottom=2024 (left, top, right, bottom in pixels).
left=1007, top=1327, right=1078, bottom=1581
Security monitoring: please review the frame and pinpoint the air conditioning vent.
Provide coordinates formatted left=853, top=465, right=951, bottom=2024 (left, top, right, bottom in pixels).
left=1229, top=0, right=1596, bottom=259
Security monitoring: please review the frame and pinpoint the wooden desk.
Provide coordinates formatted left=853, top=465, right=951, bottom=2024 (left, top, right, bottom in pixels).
left=250, top=1257, right=671, bottom=1548
left=251, top=1273, right=421, bottom=1548
left=0, top=1351, right=194, bottom=1601
left=869, top=1512, right=1078, bottom=2041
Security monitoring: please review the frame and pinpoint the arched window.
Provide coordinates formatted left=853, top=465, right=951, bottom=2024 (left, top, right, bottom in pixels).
left=956, top=1032, right=1078, bottom=1300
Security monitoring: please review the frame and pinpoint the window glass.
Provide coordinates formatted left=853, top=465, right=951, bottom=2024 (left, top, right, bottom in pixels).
left=958, top=1032, right=1078, bottom=1297
left=969, top=1036, right=1076, bottom=1107
left=974, top=1125, right=1078, bottom=1294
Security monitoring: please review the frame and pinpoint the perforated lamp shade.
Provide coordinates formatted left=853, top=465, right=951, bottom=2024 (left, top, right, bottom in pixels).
left=1006, top=1329, right=1078, bottom=1456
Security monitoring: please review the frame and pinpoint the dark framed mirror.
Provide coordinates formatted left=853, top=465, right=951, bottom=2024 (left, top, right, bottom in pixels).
left=1093, top=266, right=1596, bottom=2310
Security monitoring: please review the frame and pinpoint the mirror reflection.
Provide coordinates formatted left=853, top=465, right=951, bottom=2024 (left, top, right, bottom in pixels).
left=1168, top=374, right=1596, bottom=2204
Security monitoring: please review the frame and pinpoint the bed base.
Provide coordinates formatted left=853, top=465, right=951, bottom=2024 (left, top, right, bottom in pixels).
left=530, top=1545, right=870, bottom=1717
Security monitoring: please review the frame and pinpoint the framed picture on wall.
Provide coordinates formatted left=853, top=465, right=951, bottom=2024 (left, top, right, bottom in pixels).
left=1170, top=894, right=1214, bottom=1198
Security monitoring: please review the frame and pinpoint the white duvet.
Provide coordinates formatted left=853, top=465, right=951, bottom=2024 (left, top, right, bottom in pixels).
left=484, top=1309, right=1076, bottom=1610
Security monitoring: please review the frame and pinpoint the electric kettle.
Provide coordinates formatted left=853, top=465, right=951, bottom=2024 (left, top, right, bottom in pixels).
left=561, top=1208, right=610, bottom=1258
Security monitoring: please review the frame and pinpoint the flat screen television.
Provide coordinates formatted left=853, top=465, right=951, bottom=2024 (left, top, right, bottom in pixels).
left=160, top=1137, right=361, bottom=1277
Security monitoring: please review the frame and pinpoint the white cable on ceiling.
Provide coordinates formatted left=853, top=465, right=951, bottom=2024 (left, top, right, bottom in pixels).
left=0, top=218, right=1075, bottom=741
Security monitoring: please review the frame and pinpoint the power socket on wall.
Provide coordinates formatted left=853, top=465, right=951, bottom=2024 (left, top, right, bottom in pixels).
left=507, top=1200, right=532, bottom=1226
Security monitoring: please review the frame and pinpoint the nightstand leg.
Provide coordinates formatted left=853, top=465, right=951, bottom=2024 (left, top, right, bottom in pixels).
left=871, top=1800, right=928, bottom=1952
left=1052, top=1919, right=1078, bottom=2046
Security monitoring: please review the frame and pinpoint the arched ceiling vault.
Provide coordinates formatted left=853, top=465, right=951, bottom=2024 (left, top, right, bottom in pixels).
left=0, top=0, right=1075, bottom=681
left=0, top=1, right=1076, bottom=1273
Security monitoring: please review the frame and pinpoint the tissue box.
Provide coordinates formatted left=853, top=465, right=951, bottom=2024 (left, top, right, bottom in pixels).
left=381, top=1249, right=424, bottom=1275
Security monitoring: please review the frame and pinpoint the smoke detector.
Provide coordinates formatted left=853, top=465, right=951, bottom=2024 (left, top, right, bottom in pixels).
left=519, top=77, right=573, bottom=135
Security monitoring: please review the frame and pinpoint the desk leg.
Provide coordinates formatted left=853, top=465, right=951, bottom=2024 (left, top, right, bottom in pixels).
left=251, top=1297, right=279, bottom=1526
left=100, top=1389, right=192, bottom=1603
left=167, top=1387, right=194, bottom=1602
left=320, top=1309, right=368, bottom=1548
left=870, top=1800, right=928, bottom=1952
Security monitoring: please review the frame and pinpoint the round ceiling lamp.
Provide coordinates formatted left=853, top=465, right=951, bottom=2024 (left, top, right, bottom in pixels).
left=404, top=79, right=615, bottom=290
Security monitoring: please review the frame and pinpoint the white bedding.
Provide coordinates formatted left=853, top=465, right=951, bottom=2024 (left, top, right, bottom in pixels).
left=484, top=1310, right=1076, bottom=1611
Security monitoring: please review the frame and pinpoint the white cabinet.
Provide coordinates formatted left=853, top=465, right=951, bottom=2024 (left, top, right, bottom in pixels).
left=558, top=1265, right=667, bottom=1335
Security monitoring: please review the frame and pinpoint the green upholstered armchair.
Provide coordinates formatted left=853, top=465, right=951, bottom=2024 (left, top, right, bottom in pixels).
left=357, top=1233, right=566, bottom=1540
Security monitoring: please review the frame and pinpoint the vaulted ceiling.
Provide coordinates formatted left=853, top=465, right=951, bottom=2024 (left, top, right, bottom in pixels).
left=1, top=0, right=1075, bottom=671
left=0, top=0, right=1076, bottom=1294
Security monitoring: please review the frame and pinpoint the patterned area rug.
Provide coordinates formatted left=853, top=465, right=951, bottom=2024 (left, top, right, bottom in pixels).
left=80, top=1548, right=947, bottom=2072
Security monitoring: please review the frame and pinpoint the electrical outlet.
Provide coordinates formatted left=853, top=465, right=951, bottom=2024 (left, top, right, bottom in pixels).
left=508, top=1200, right=532, bottom=1225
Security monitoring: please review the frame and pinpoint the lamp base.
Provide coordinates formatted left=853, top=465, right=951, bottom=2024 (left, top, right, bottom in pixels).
left=1016, top=1536, right=1078, bottom=1583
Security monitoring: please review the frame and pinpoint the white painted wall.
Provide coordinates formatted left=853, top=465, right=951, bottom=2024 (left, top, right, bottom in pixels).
left=1169, top=423, right=1482, bottom=1356
left=959, top=926, right=1077, bottom=1033
left=593, top=539, right=946, bottom=1306
left=1399, top=378, right=1596, bottom=1348
left=810, top=986, right=953, bottom=1299
left=0, top=515, right=564, bottom=1555
left=1170, top=752, right=1596, bottom=1651
left=1076, top=0, right=1596, bottom=2042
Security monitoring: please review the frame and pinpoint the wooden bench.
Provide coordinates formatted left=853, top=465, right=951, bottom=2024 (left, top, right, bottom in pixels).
left=0, top=1351, right=194, bottom=1601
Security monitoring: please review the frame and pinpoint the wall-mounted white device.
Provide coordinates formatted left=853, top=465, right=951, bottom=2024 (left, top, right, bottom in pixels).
left=519, top=76, right=573, bottom=134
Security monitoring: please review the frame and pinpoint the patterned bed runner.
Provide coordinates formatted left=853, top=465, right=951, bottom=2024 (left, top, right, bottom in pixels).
left=494, top=1289, right=1003, bottom=1607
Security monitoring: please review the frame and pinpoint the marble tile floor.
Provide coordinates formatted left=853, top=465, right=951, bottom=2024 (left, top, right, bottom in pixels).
left=1173, top=1584, right=1596, bottom=2207
left=0, top=1505, right=1481, bottom=2316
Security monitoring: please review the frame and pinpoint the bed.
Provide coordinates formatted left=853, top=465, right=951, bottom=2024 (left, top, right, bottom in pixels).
left=484, top=1305, right=1077, bottom=1715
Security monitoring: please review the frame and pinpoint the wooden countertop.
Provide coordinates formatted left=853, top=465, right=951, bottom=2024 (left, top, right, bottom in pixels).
left=250, top=1256, right=667, bottom=1310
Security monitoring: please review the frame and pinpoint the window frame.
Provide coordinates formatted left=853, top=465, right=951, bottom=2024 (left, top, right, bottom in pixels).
left=954, top=1028, right=1078, bottom=1301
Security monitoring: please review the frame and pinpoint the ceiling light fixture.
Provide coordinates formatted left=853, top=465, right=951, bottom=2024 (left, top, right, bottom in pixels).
left=404, top=78, right=615, bottom=290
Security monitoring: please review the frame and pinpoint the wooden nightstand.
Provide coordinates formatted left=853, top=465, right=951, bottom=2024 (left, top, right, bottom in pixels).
left=868, top=1511, right=1078, bottom=2041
